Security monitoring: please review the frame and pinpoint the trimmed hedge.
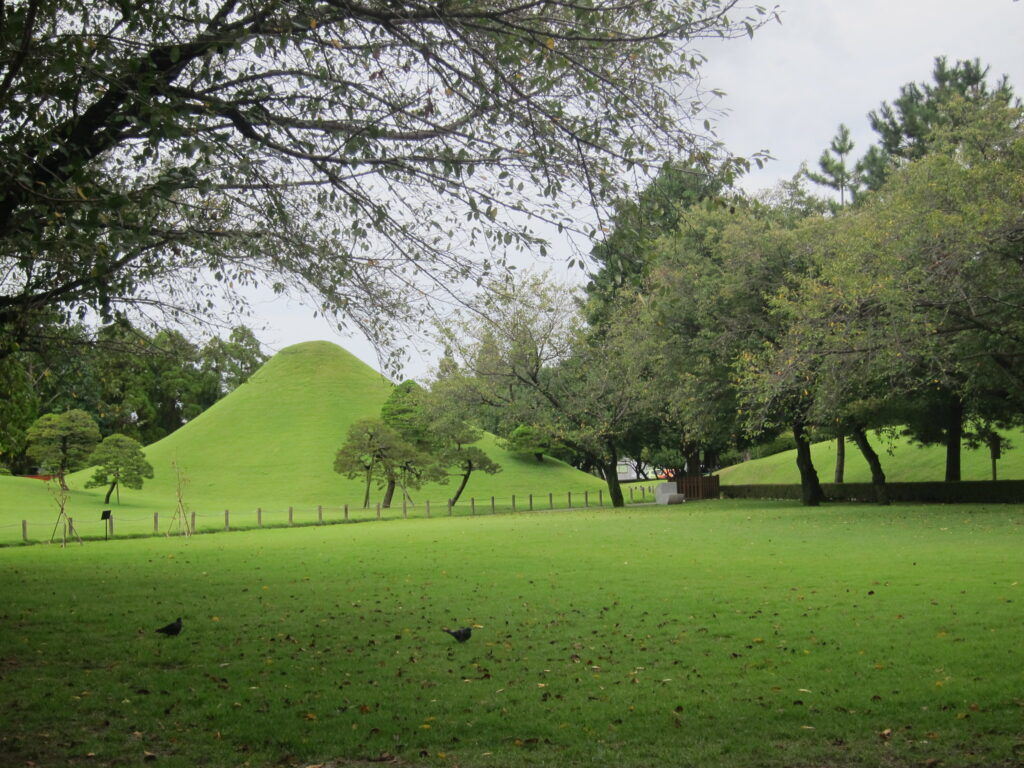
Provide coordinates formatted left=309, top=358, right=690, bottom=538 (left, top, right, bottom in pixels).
left=720, top=480, right=1024, bottom=504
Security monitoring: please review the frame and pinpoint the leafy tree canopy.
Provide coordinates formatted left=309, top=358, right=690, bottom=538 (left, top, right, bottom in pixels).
left=85, top=433, right=154, bottom=504
left=0, top=0, right=774, bottom=371
left=436, top=271, right=654, bottom=506
left=859, top=56, right=1018, bottom=189
left=585, top=160, right=728, bottom=323
left=25, top=408, right=101, bottom=486
left=803, top=123, right=860, bottom=208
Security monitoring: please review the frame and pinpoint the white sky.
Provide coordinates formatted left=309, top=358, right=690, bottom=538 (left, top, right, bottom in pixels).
left=244, top=0, right=1024, bottom=380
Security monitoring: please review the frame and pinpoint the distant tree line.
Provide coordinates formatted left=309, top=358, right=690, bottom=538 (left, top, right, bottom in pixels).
left=429, top=58, right=1024, bottom=507
left=1, top=322, right=266, bottom=474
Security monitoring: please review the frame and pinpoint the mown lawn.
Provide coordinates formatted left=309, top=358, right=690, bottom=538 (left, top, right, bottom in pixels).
left=1, top=500, right=1022, bottom=768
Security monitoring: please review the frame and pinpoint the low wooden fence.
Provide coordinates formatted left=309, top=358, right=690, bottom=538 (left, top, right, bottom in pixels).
left=6, top=485, right=662, bottom=545
left=676, top=475, right=720, bottom=500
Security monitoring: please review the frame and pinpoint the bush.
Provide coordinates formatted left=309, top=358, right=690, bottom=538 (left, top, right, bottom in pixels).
left=719, top=436, right=799, bottom=467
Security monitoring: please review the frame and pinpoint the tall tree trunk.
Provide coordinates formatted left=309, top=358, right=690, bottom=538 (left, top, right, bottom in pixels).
left=450, top=464, right=473, bottom=504
left=604, top=461, right=625, bottom=507
left=793, top=419, right=825, bottom=506
left=104, top=481, right=116, bottom=504
left=850, top=426, right=889, bottom=505
left=685, top=449, right=701, bottom=477
left=603, top=441, right=625, bottom=507
left=704, top=449, right=719, bottom=473
left=945, top=397, right=963, bottom=482
left=362, top=467, right=372, bottom=508
left=382, top=478, right=396, bottom=508
left=988, top=432, right=1001, bottom=481
left=834, top=434, right=845, bottom=483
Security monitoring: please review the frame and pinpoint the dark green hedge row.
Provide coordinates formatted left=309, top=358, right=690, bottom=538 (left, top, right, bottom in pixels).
left=720, top=480, right=1024, bottom=504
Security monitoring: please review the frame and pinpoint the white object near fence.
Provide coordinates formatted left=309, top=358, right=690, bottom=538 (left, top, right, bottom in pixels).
left=655, top=482, right=686, bottom=505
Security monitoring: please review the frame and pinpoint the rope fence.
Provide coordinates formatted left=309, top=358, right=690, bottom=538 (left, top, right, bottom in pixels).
left=6, top=484, right=659, bottom=546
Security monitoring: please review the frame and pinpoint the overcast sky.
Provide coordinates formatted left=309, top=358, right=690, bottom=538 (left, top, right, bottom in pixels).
left=247, top=0, right=1024, bottom=379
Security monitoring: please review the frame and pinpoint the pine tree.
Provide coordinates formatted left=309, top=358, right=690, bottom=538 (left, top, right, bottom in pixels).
left=804, top=123, right=861, bottom=208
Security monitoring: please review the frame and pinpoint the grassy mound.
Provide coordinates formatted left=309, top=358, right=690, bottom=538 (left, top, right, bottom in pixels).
left=718, top=428, right=1024, bottom=485
left=0, top=341, right=605, bottom=543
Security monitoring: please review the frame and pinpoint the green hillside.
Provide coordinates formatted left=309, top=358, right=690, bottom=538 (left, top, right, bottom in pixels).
left=0, top=341, right=605, bottom=543
left=139, top=340, right=395, bottom=507
left=717, top=428, right=1024, bottom=485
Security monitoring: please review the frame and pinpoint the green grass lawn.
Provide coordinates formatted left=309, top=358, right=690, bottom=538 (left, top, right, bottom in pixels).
left=718, top=428, right=1024, bottom=485
left=1, top=501, right=1022, bottom=767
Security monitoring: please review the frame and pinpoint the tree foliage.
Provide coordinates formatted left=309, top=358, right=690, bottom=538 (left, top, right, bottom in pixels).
left=333, top=417, right=439, bottom=508
left=502, top=424, right=556, bottom=462
left=860, top=56, right=1017, bottom=189
left=647, top=183, right=829, bottom=504
left=0, top=0, right=774, bottom=369
left=436, top=271, right=653, bottom=507
left=25, top=408, right=101, bottom=487
left=0, top=319, right=264, bottom=472
left=742, top=97, right=1024, bottom=487
left=803, top=123, right=860, bottom=208
left=585, top=161, right=726, bottom=323
left=84, top=433, right=154, bottom=504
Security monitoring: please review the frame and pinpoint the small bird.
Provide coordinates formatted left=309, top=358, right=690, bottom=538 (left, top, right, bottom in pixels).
left=443, top=627, right=471, bottom=643
left=156, top=617, right=182, bottom=637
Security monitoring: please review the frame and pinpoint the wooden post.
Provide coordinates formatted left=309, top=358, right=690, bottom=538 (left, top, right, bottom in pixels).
left=630, top=486, right=634, bottom=502
left=67, top=517, right=74, bottom=538
left=512, top=494, right=516, bottom=513
left=529, top=493, right=533, bottom=511
left=154, top=512, right=159, bottom=533
left=471, top=497, right=476, bottom=515
left=190, top=511, right=196, bottom=531
left=568, top=491, right=572, bottom=509
left=109, top=514, right=114, bottom=537
left=403, top=496, right=407, bottom=519
left=426, top=500, right=431, bottom=518
left=22, top=519, right=27, bottom=542
left=599, top=489, right=603, bottom=506
left=549, top=492, right=553, bottom=510
left=447, top=498, right=453, bottom=515
left=257, top=507, right=262, bottom=527
left=224, top=509, right=230, bottom=531
left=288, top=506, right=294, bottom=525
left=376, top=502, right=381, bottom=520
left=490, top=496, right=496, bottom=514
left=641, top=486, right=646, bottom=500
left=344, top=503, right=349, bottom=522
left=584, top=490, right=589, bottom=507
left=318, top=505, right=323, bottom=524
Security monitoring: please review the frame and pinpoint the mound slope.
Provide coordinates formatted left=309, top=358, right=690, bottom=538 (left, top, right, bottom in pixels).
left=717, top=428, right=1024, bottom=485
left=136, top=341, right=395, bottom=507
left=1, top=341, right=605, bottom=531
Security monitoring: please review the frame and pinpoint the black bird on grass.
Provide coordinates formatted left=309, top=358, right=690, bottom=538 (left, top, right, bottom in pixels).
left=156, top=617, right=182, bottom=637
left=443, top=626, right=472, bottom=643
